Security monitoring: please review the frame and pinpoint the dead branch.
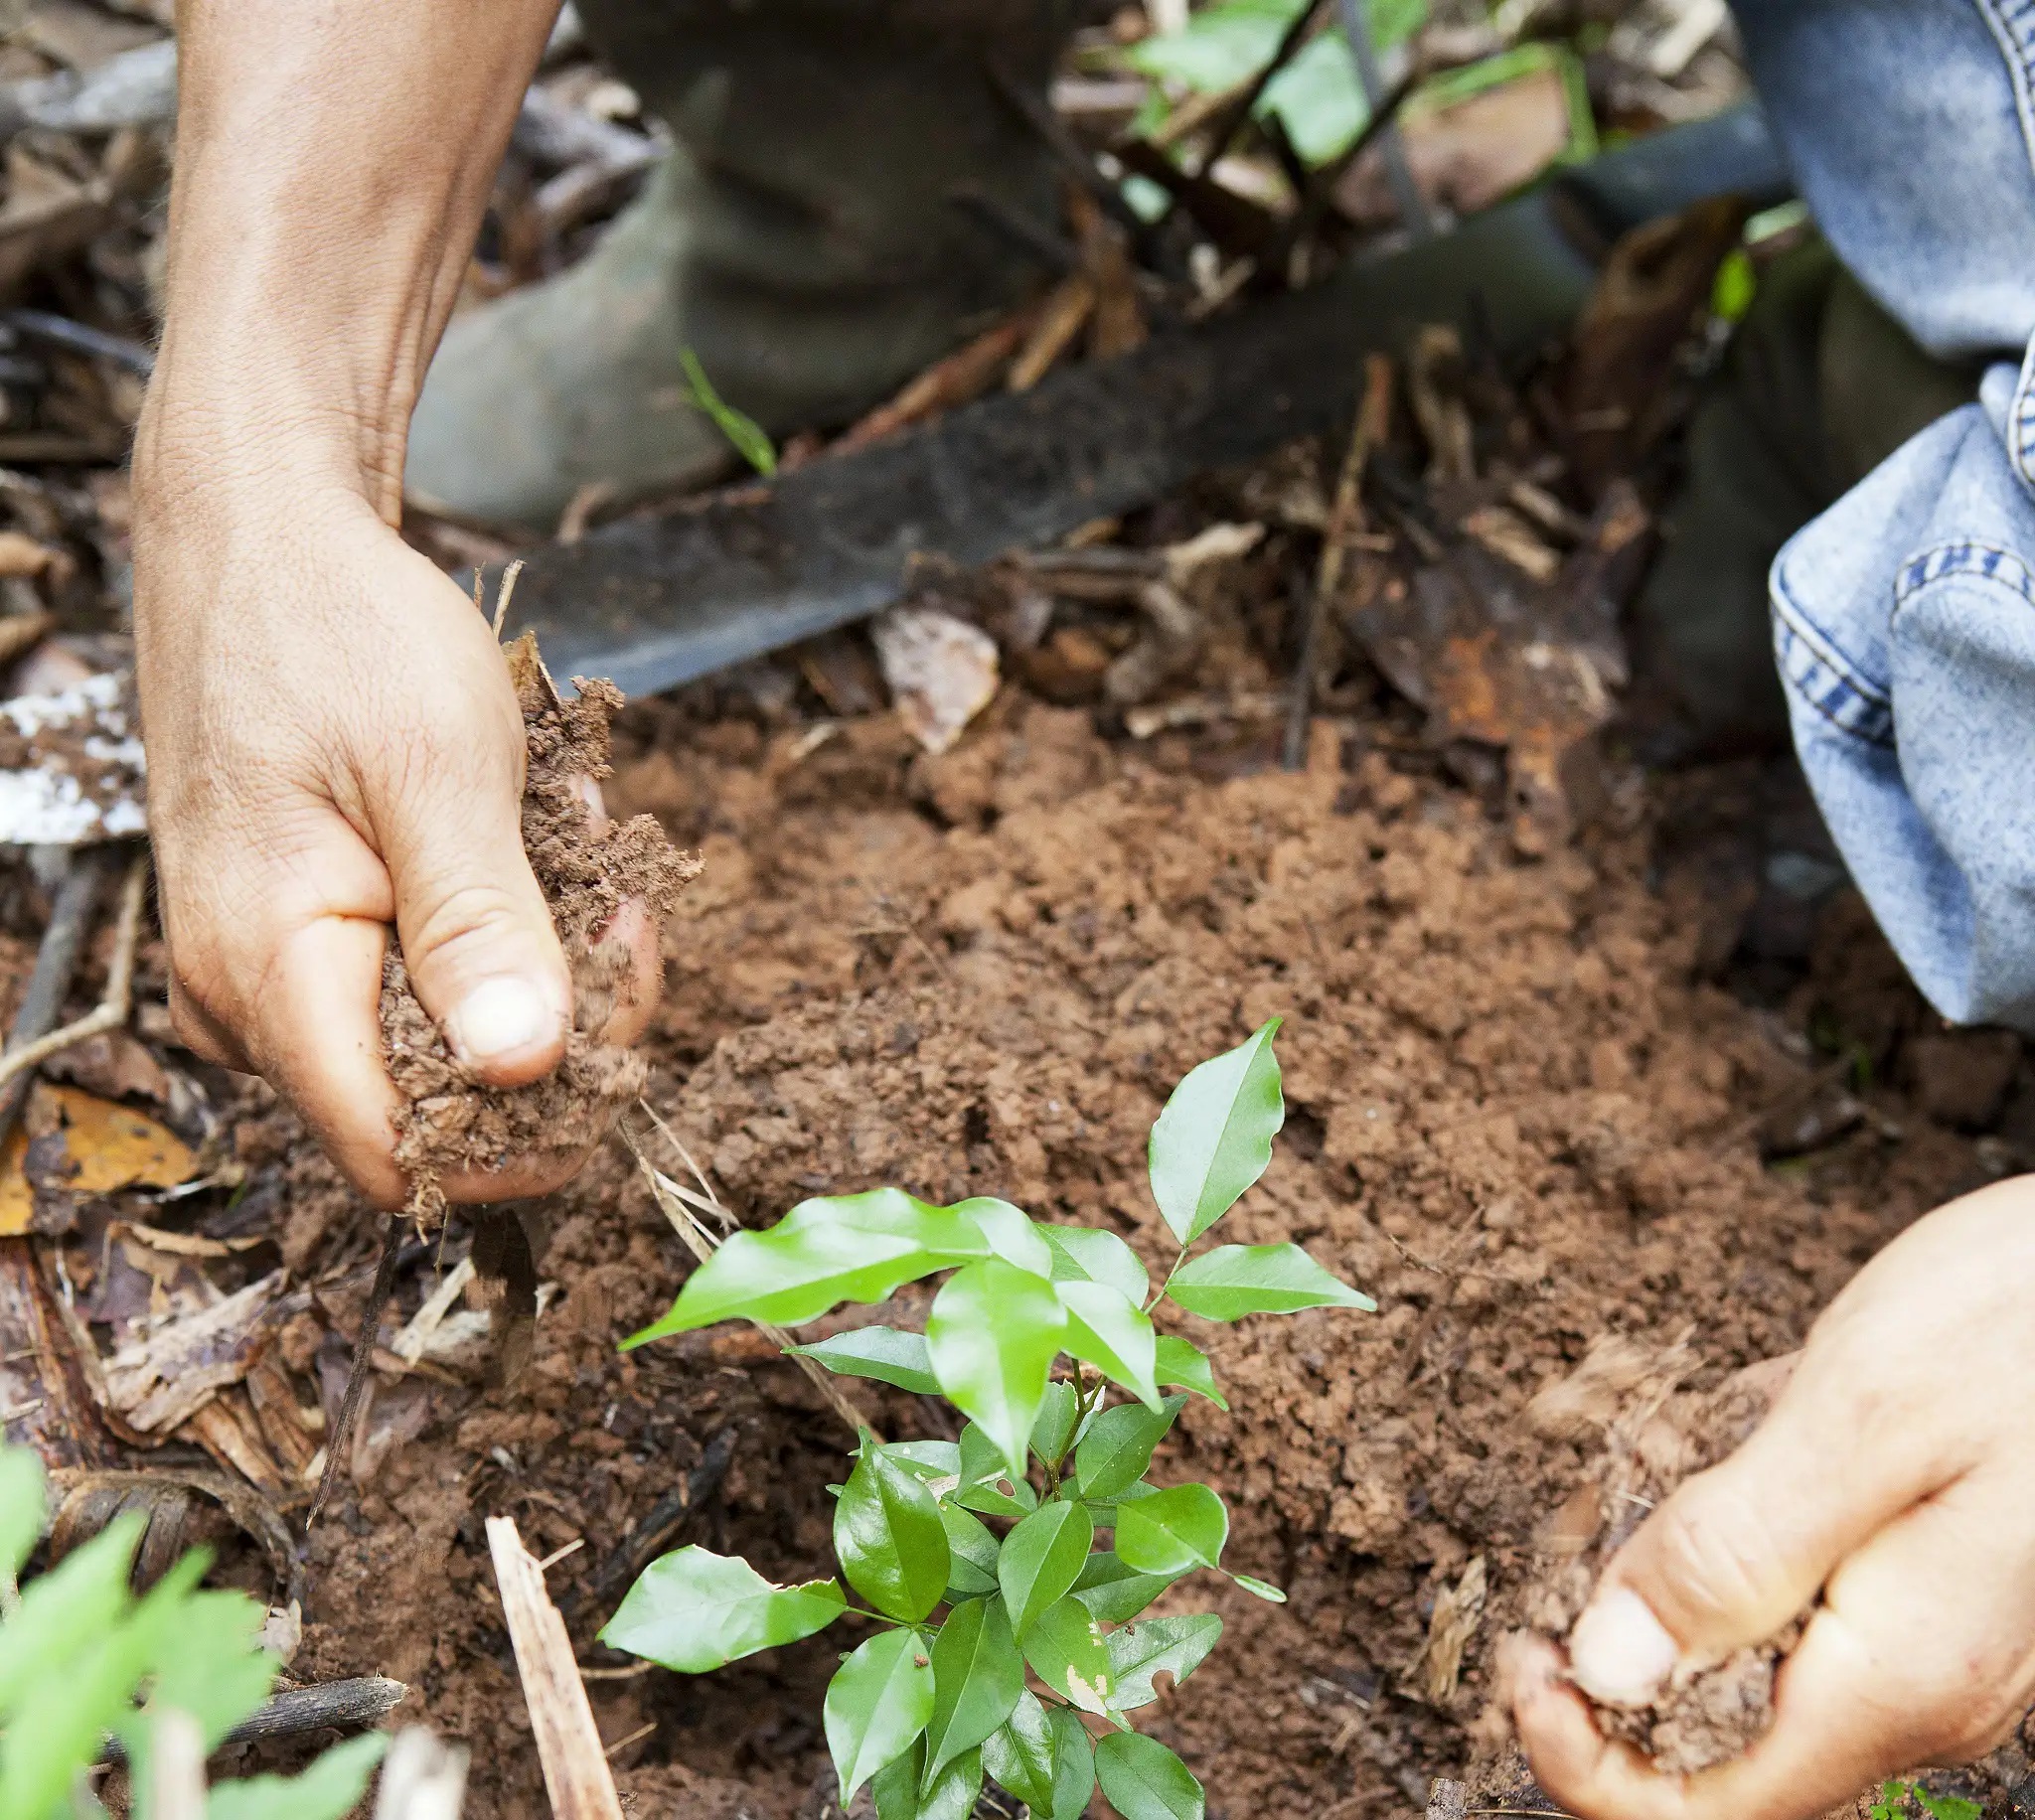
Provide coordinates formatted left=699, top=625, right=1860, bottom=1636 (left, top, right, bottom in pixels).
left=0, top=843, right=119, bottom=1145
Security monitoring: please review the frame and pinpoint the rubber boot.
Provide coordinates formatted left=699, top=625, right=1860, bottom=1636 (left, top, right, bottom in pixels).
left=406, top=0, right=1070, bottom=531
left=1628, top=235, right=1980, bottom=760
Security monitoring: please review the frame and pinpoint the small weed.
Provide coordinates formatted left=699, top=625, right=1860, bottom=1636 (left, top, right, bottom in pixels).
left=0, top=1447, right=386, bottom=1818
left=678, top=347, right=777, bottom=478
left=610, top=1020, right=1373, bottom=1818
left=1870, top=1782, right=1983, bottom=1820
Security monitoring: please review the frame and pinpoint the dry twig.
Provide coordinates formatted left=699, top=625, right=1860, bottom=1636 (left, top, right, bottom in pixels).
left=0, top=846, right=149, bottom=1096
left=1284, top=353, right=1393, bottom=768
left=306, top=1213, right=407, bottom=1530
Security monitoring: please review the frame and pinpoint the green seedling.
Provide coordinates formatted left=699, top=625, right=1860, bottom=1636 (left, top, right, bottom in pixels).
left=608, top=1020, right=1374, bottom=1819
left=1870, top=1782, right=1982, bottom=1820
left=678, top=347, right=777, bottom=478
left=0, top=1445, right=388, bottom=1820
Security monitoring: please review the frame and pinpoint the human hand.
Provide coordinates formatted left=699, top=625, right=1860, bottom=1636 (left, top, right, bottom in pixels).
left=1511, top=1173, right=2035, bottom=1820
left=132, top=468, right=661, bottom=1209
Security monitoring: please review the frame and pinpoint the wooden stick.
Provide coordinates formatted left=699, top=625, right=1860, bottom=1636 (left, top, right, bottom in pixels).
left=0, top=845, right=115, bottom=1145
left=0, top=846, right=147, bottom=1095
left=374, top=1727, right=471, bottom=1820
left=487, top=1515, right=626, bottom=1820
left=149, top=1709, right=207, bottom=1820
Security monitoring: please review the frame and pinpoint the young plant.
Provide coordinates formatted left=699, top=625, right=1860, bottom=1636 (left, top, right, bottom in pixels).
left=606, top=1020, right=1373, bottom=1819
left=1869, top=1784, right=1981, bottom=1820
left=0, top=1446, right=388, bottom=1820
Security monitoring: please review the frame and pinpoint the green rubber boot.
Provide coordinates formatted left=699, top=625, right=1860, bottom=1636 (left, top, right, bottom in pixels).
left=406, top=0, right=1069, bottom=531
left=1629, top=236, right=1980, bottom=759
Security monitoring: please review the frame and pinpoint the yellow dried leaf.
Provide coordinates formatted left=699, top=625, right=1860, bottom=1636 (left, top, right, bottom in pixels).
left=0, top=1083, right=195, bottom=1235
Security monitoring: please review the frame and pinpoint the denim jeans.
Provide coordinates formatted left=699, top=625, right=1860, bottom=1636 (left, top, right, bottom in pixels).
left=1738, top=0, right=2035, bottom=1027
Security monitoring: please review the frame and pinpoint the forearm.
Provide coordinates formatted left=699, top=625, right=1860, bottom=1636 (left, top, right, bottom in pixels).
left=137, top=0, right=559, bottom=517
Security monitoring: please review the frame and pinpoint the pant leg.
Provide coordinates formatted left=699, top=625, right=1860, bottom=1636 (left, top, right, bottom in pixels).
left=576, top=0, right=1071, bottom=430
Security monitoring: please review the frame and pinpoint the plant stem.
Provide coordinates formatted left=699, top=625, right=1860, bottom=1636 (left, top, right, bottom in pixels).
left=1147, top=1245, right=1189, bottom=1313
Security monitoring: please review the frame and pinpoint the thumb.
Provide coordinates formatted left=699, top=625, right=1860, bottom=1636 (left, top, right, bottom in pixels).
left=1569, top=1397, right=1932, bottom=1710
left=378, top=715, right=571, bottom=1089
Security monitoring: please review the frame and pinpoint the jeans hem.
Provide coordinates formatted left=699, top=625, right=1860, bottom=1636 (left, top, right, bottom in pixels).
left=1770, top=550, right=1896, bottom=745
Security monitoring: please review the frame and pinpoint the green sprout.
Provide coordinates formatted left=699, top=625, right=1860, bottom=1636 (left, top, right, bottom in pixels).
left=0, top=1447, right=387, bottom=1820
left=679, top=347, right=777, bottom=478
left=606, top=1021, right=1373, bottom=1819
left=1870, top=1782, right=1982, bottom=1820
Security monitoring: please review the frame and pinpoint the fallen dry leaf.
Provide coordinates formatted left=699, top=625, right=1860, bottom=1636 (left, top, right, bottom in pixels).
left=0, top=1083, right=194, bottom=1235
left=1406, top=1553, right=1487, bottom=1706
left=871, top=604, right=1001, bottom=755
left=102, top=1268, right=285, bottom=1436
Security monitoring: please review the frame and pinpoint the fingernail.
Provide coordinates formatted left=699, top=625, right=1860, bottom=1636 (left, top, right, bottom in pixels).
left=1569, top=1588, right=1678, bottom=1708
left=445, top=976, right=558, bottom=1067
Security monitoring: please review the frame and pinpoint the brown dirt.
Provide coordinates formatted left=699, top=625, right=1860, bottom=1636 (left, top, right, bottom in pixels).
left=378, top=641, right=697, bottom=1216
left=1497, top=1339, right=1799, bottom=1776
left=218, top=636, right=2024, bottom=1820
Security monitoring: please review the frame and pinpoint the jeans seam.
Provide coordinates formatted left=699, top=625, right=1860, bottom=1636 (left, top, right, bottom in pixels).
left=1770, top=552, right=1895, bottom=747
left=1892, top=536, right=2035, bottom=610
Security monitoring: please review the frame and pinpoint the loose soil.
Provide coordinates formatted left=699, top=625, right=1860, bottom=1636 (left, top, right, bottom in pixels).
left=380, top=641, right=696, bottom=1214
left=50, top=491, right=2025, bottom=1820
left=224, top=604, right=2031, bottom=1819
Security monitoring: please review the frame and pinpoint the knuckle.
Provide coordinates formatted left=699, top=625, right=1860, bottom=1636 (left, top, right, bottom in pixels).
left=402, top=880, right=544, bottom=974
left=1646, top=1474, right=1790, bottom=1625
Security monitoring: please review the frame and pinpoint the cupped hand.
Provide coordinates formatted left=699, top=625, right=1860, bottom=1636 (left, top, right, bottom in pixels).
left=1512, top=1174, right=2035, bottom=1820
left=132, top=472, right=661, bottom=1209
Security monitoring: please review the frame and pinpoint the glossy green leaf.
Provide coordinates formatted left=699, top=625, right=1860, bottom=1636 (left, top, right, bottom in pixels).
left=922, top=1597, right=1025, bottom=1784
left=940, top=1505, right=1002, bottom=1598
left=923, top=1745, right=985, bottom=1820
left=1019, top=1595, right=1115, bottom=1714
left=1112, top=1483, right=1228, bottom=1576
left=790, top=1326, right=940, bottom=1395
left=1058, top=1282, right=1163, bottom=1410
left=1075, top=1395, right=1184, bottom=1499
left=951, top=1197, right=1053, bottom=1277
left=1154, top=1335, right=1229, bottom=1410
left=628, top=1227, right=933, bottom=1344
left=1070, top=1550, right=1179, bottom=1624
left=1165, top=1243, right=1374, bottom=1320
left=208, top=1733, right=391, bottom=1820
left=998, top=1500, right=1095, bottom=1637
left=1148, top=1019, right=1284, bottom=1245
left=1047, top=1706, right=1100, bottom=1818
left=779, top=1187, right=992, bottom=1252
left=1041, top=1226, right=1150, bottom=1303
left=1105, top=1613, right=1222, bottom=1711
left=1232, top=1573, right=1288, bottom=1603
left=1095, top=1731, right=1205, bottom=1820
left=927, top=1261, right=1067, bottom=1479
left=1031, top=1380, right=1082, bottom=1466
left=982, top=1691, right=1056, bottom=1814
left=955, top=1423, right=1039, bottom=1518
left=836, top=1440, right=951, bottom=1622
left=601, top=1546, right=847, bottom=1670
left=0, top=1446, right=43, bottom=1578
left=826, top=1627, right=936, bottom=1803
left=886, top=1439, right=964, bottom=1484
left=873, top=1739, right=927, bottom=1820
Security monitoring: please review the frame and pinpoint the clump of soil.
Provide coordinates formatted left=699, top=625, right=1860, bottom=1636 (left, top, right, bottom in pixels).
left=1499, top=1337, right=1800, bottom=1774
left=378, top=637, right=698, bottom=1214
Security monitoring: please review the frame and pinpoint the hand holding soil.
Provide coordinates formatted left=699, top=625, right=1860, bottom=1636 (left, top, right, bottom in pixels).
left=132, top=481, right=676, bottom=1209
left=1511, top=1175, right=2035, bottom=1820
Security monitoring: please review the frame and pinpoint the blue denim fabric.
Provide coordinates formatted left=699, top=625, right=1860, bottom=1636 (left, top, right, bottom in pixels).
left=1734, top=0, right=2035, bottom=1027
